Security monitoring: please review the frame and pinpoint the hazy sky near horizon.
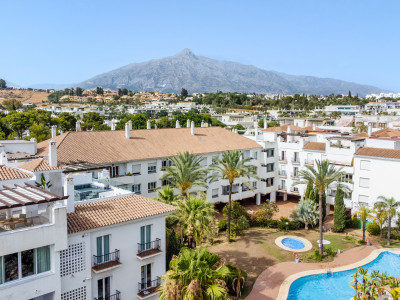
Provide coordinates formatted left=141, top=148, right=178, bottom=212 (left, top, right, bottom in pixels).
left=1, top=0, right=399, bottom=91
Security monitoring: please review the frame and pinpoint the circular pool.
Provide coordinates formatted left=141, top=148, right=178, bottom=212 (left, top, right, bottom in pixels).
left=275, top=235, right=313, bottom=252
left=282, top=238, right=306, bottom=250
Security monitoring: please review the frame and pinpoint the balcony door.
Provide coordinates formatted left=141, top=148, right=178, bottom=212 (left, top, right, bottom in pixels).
left=97, top=276, right=111, bottom=300
left=141, top=263, right=152, bottom=289
left=96, top=235, right=110, bottom=264
left=140, top=225, right=151, bottom=252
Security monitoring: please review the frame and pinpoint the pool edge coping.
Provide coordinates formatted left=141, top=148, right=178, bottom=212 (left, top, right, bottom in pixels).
left=275, top=235, right=313, bottom=253
left=276, top=248, right=400, bottom=300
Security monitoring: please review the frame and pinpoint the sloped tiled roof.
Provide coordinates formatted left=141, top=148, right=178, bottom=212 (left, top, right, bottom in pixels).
left=67, top=195, right=176, bottom=234
left=303, top=142, right=326, bottom=151
left=37, top=127, right=262, bottom=164
left=19, top=158, right=63, bottom=172
left=354, top=147, right=400, bottom=159
left=371, top=128, right=400, bottom=138
left=353, top=132, right=369, bottom=137
left=261, top=124, right=304, bottom=132
left=0, top=165, right=32, bottom=181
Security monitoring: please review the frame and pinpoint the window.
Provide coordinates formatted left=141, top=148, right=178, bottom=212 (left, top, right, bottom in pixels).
left=97, top=277, right=111, bottom=300
left=293, top=152, right=299, bottom=162
left=266, top=163, right=274, bottom=172
left=140, top=264, right=152, bottom=290
left=148, top=182, right=156, bottom=193
left=161, top=159, right=171, bottom=170
left=162, top=180, right=170, bottom=186
left=266, top=177, right=274, bottom=187
left=132, top=184, right=141, bottom=194
left=252, top=181, right=257, bottom=189
left=148, top=163, right=157, bottom=174
left=222, top=186, right=229, bottom=195
left=132, top=164, right=141, bottom=175
left=108, top=166, right=119, bottom=178
left=243, top=150, right=250, bottom=158
left=266, top=149, right=274, bottom=158
left=252, top=151, right=258, bottom=160
left=242, top=184, right=250, bottom=192
left=0, top=246, right=51, bottom=285
left=280, top=151, right=286, bottom=161
left=359, top=177, right=370, bottom=188
left=359, top=195, right=369, bottom=203
left=293, top=167, right=299, bottom=177
left=341, top=173, right=353, bottom=183
left=96, top=235, right=110, bottom=264
left=212, top=188, right=219, bottom=198
left=140, top=225, right=152, bottom=251
left=360, top=160, right=371, bottom=171
left=280, top=180, right=286, bottom=190
left=211, top=155, right=219, bottom=165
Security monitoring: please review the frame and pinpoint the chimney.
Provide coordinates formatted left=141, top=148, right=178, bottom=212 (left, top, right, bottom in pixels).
left=76, top=120, right=81, bottom=131
left=154, top=124, right=158, bottom=129
left=187, top=119, right=191, bottom=128
left=368, top=124, right=372, bottom=136
left=0, top=151, right=7, bottom=165
left=49, top=140, right=57, bottom=167
left=201, top=120, right=205, bottom=127
left=111, top=119, right=116, bottom=131
left=176, top=120, right=180, bottom=128
left=264, top=118, right=267, bottom=129
left=147, top=120, right=151, bottom=130
left=125, top=121, right=131, bottom=139
left=64, top=174, right=75, bottom=213
left=191, top=121, right=195, bottom=135
left=51, top=125, right=57, bottom=138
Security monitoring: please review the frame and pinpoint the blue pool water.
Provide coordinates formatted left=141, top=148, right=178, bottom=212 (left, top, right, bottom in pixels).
left=282, top=238, right=306, bottom=250
left=288, top=252, right=400, bottom=300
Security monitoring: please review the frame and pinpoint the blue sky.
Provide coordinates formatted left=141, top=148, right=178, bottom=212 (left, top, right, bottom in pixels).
left=1, top=0, right=399, bottom=91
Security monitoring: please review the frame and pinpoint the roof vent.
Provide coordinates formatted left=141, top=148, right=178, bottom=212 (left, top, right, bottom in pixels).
left=176, top=120, right=181, bottom=128
left=147, top=120, right=151, bottom=130
left=125, top=121, right=132, bottom=139
left=49, top=140, right=57, bottom=167
left=187, top=119, right=191, bottom=128
left=51, top=125, right=57, bottom=138
left=191, top=121, right=195, bottom=135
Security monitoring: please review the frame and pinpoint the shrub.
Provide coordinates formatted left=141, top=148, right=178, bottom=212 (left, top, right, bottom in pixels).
left=324, top=247, right=337, bottom=257
left=346, top=216, right=360, bottom=229
left=223, top=201, right=249, bottom=221
left=277, top=217, right=300, bottom=231
left=307, top=249, right=323, bottom=262
left=231, top=216, right=250, bottom=237
left=249, top=210, right=270, bottom=227
left=218, top=220, right=227, bottom=231
left=381, top=228, right=400, bottom=240
left=358, top=239, right=366, bottom=245
left=225, top=265, right=248, bottom=295
left=267, top=219, right=279, bottom=228
left=366, top=222, right=380, bottom=236
left=333, top=188, right=346, bottom=232
left=306, top=248, right=336, bottom=262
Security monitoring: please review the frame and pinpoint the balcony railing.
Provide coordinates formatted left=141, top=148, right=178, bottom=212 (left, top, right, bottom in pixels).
left=278, top=171, right=287, bottom=177
left=304, top=159, right=314, bottom=165
left=279, top=158, right=287, bottom=163
left=278, top=185, right=287, bottom=191
left=93, top=250, right=121, bottom=271
left=138, top=277, right=161, bottom=298
left=94, top=290, right=121, bottom=300
left=137, top=239, right=161, bottom=258
left=292, top=159, right=300, bottom=164
left=290, top=188, right=300, bottom=194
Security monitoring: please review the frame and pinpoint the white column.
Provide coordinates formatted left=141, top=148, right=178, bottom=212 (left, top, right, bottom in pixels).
left=256, top=193, right=261, bottom=205
left=147, top=120, right=151, bottom=129
left=191, top=121, right=195, bottom=135
left=187, top=119, right=191, bottom=127
left=64, top=174, right=75, bottom=213
left=51, top=125, right=57, bottom=138
left=49, top=140, right=57, bottom=167
left=125, top=121, right=131, bottom=139
left=270, top=191, right=276, bottom=203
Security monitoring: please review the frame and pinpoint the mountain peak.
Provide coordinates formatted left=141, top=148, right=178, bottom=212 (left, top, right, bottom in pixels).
left=176, top=48, right=196, bottom=58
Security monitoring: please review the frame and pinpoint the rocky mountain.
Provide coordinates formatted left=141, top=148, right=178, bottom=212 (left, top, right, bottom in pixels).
left=78, top=49, right=386, bottom=96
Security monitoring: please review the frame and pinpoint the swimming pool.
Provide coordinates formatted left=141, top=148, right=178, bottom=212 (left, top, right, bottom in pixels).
left=282, top=238, right=306, bottom=250
left=287, top=251, right=400, bottom=300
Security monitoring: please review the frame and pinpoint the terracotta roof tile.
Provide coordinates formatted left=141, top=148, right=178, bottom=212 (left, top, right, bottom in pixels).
left=37, top=127, right=262, bottom=164
left=371, top=128, right=400, bottom=138
left=354, top=147, right=400, bottom=159
left=67, top=195, right=176, bottom=234
left=19, top=158, right=63, bottom=172
left=0, top=165, right=32, bottom=181
left=303, top=142, right=326, bottom=151
left=353, top=132, right=369, bottom=137
left=261, top=124, right=304, bottom=132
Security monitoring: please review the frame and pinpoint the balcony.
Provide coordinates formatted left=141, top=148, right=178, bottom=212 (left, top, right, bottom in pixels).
left=94, top=290, right=121, bottom=300
left=290, top=188, right=300, bottom=195
left=138, top=277, right=161, bottom=299
left=291, top=159, right=300, bottom=165
left=278, top=171, right=287, bottom=177
left=291, top=174, right=299, bottom=179
left=277, top=185, right=286, bottom=191
left=304, top=159, right=314, bottom=166
left=279, top=158, right=287, bottom=163
left=137, top=239, right=162, bottom=259
left=92, top=250, right=121, bottom=273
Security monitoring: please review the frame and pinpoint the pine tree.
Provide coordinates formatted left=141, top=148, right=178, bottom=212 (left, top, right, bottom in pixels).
left=333, top=188, right=346, bottom=232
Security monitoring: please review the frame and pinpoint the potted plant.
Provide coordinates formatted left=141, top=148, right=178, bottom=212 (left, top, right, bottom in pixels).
left=294, top=252, right=299, bottom=263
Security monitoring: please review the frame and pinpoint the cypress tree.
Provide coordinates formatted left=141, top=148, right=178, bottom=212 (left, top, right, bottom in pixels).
left=333, top=188, right=346, bottom=232
left=305, top=181, right=313, bottom=199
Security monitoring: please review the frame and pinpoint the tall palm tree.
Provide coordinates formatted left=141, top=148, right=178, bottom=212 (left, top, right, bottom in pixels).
left=209, top=150, right=258, bottom=242
left=160, top=247, right=230, bottom=300
left=295, top=159, right=345, bottom=254
left=352, top=206, right=375, bottom=241
left=161, top=152, right=207, bottom=198
left=375, top=196, right=400, bottom=246
left=176, top=194, right=216, bottom=248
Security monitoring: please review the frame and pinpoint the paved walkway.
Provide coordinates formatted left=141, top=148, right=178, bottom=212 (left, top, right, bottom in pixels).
left=246, top=244, right=380, bottom=300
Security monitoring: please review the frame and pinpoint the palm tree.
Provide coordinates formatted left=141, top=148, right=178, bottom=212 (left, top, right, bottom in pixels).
left=352, top=206, right=374, bottom=241
left=290, top=198, right=319, bottom=230
left=372, top=204, right=388, bottom=238
left=295, top=159, right=345, bottom=254
left=176, top=194, right=216, bottom=248
left=375, top=196, right=400, bottom=246
left=160, top=247, right=230, bottom=300
left=153, top=185, right=179, bottom=205
left=161, top=152, right=207, bottom=198
left=209, top=150, right=258, bottom=242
